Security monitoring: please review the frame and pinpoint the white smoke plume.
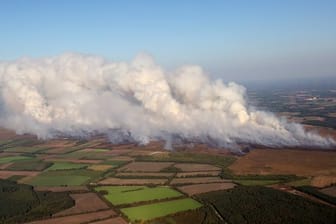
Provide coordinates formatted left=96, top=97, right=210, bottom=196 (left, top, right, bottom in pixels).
left=0, top=53, right=334, bottom=150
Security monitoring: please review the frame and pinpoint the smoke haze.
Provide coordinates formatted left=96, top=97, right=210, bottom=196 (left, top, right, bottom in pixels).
left=0, top=53, right=334, bottom=150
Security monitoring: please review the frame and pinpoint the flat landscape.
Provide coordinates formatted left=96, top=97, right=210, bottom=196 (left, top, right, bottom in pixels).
left=0, top=89, right=336, bottom=224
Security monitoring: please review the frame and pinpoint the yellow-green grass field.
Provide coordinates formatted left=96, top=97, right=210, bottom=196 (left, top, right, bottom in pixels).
left=26, top=175, right=90, bottom=186
left=0, top=156, right=33, bottom=164
left=95, top=186, right=183, bottom=205
left=121, top=198, right=202, bottom=222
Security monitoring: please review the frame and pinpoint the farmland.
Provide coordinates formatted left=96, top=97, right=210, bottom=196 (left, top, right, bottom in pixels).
left=47, top=162, right=88, bottom=171
left=229, top=149, right=336, bottom=177
left=95, top=186, right=183, bottom=205
left=0, top=121, right=336, bottom=223
left=121, top=198, right=202, bottom=222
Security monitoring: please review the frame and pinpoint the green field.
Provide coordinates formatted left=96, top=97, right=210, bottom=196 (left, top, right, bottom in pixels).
left=3, top=147, right=48, bottom=153
left=6, top=160, right=52, bottom=171
left=102, top=160, right=128, bottom=167
left=0, top=156, right=33, bottom=164
left=47, top=162, right=88, bottom=171
left=136, top=152, right=236, bottom=169
left=27, top=175, right=90, bottom=186
left=54, top=150, right=108, bottom=160
left=26, top=169, right=101, bottom=186
left=95, top=186, right=183, bottom=205
left=121, top=198, right=202, bottom=222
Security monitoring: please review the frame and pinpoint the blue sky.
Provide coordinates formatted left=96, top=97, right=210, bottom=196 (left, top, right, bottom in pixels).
left=0, top=0, right=335, bottom=81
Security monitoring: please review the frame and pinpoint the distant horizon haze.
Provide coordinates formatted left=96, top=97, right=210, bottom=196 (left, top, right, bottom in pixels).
left=0, top=0, right=335, bottom=82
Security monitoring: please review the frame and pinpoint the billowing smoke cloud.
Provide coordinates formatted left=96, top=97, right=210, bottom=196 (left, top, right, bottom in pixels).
left=0, top=53, right=334, bottom=150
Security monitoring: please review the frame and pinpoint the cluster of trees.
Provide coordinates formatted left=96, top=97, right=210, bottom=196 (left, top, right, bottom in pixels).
left=295, top=185, right=336, bottom=205
left=0, top=180, right=74, bottom=223
left=147, top=207, right=221, bottom=224
left=198, top=186, right=336, bottom=224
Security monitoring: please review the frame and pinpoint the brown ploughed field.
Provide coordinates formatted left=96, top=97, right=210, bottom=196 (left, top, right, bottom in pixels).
left=174, top=163, right=221, bottom=172
left=170, top=177, right=228, bottom=185
left=54, top=193, right=109, bottom=217
left=90, top=217, right=128, bottom=224
left=26, top=210, right=117, bottom=224
left=176, top=171, right=221, bottom=177
left=0, top=170, right=40, bottom=179
left=311, top=176, right=336, bottom=188
left=116, top=172, right=174, bottom=177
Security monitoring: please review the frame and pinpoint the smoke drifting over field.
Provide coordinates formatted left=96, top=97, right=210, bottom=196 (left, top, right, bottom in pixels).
left=0, top=53, right=334, bottom=150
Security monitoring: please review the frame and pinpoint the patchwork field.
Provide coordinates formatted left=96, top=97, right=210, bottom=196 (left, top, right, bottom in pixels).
left=1, top=126, right=335, bottom=223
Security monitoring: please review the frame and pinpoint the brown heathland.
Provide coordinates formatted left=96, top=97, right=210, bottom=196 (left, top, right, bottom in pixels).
left=178, top=182, right=236, bottom=195
left=229, top=149, right=336, bottom=177
left=53, top=193, right=109, bottom=217
left=176, top=171, right=221, bottom=178
left=311, top=176, right=336, bottom=188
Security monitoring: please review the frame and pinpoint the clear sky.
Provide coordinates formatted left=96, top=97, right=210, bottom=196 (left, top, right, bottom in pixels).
left=0, top=0, right=335, bottom=82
